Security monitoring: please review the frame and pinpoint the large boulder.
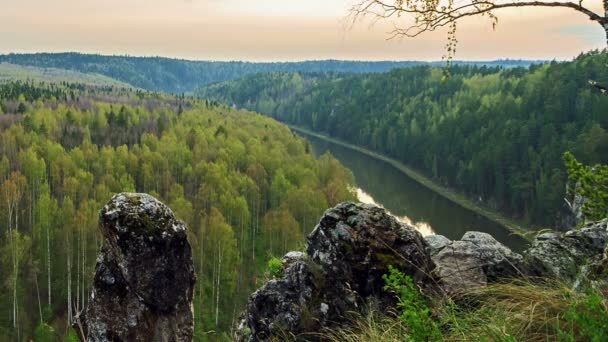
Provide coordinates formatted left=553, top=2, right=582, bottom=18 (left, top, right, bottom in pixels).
left=237, top=202, right=435, bottom=341
left=428, top=232, right=526, bottom=295
left=74, top=193, right=196, bottom=342
left=525, top=219, right=608, bottom=282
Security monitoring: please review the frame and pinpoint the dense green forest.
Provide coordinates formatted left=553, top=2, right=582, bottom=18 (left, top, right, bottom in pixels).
left=0, top=53, right=540, bottom=93
left=199, top=51, right=608, bottom=226
left=0, top=80, right=355, bottom=340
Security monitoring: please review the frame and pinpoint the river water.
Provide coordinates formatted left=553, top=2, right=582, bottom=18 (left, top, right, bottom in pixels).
left=305, top=133, right=528, bottom=252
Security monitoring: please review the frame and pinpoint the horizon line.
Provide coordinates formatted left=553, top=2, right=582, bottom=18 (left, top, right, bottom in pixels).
left=0, top=51, right=564, bottom=64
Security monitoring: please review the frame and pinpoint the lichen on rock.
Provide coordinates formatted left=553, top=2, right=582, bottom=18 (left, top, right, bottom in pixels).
left=428, top=231, right=526, bottom=296
left=236, top=202, right=435, bottom=341
left=525, top=219, right=608, bottom=283
left=73, top=193, right=196, bottom=342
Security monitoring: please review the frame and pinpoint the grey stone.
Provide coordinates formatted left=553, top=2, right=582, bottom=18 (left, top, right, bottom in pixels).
left=236, top=202, right=435, bottom=341
left=432, top=231, right=525, bottom=295
left=74, top=193, right=196, bottom=342
left=425, top=234, right=451, bottom=255
left=525, top=219, right=608, bottom=282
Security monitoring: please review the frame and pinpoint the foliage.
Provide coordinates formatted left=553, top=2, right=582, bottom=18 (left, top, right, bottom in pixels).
left=329, top=280, right=608, bottom=342
left=0, top=52, right=539, bottom=93
left=33, top=322, right=55, bottom=342
left=564, top=151, right=608, bottom=221
left=267, top=257, right=283, bottom=279
left=559, top=289, right=608, bottom=342
left=0, top=80, right=355, bottom=340
left=382, top=266, right=441, bottom=341
left=66, top=328, right=80, bottom=342
left=200, top=51, right=608, bottom=225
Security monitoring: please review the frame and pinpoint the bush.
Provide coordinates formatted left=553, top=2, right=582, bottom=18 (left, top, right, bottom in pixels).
left=34, top=322, right=55, bottom=342
left=267, top=257, right=283, bottom=279
left=382, top=265, right=442, bottom=341
left=559, top=288, right=608, bottom=342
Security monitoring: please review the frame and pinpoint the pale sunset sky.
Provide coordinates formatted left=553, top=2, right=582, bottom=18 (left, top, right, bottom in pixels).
left=1, top=0, right=605, bottom=61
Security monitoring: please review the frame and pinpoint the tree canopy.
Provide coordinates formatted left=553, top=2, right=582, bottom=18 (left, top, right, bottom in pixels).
left=0, top=80, right=355, bottom=340
left=199, top=51, right=608, bottom=226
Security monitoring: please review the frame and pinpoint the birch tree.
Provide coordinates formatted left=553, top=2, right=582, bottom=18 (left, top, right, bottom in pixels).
left=2, top=171, right=26, bottom=331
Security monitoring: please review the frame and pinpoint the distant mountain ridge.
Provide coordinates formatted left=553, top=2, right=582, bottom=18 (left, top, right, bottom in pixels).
left=0, top=62, right=131, bottom=87
left=0, top=52, right=545, bottom=93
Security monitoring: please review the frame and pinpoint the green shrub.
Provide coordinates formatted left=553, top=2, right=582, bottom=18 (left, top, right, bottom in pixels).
left=267, top=257, right=283, bottom=279
left=559, top=289, right=608, bottom=342
left=34, top=322, right=55, bottom=342
left=66, top=328, right=80, bottom=342
left=382, top=265, right=442, bottom=341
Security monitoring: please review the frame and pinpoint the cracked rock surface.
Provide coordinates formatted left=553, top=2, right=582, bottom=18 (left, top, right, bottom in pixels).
left=525, top=219, right=608, bottom=283
left=427, top=232, right=526, bottom=295
left=74, top=193, right=196, bottom=342
left=236, top=202, right=434, bottom=341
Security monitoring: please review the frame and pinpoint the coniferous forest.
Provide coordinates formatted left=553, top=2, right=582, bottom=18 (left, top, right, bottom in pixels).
left=199, top=51, right=608, bottom=226
left=0, top=53, right=539, bottom=94
left=0, top=80, right=355, bottom=340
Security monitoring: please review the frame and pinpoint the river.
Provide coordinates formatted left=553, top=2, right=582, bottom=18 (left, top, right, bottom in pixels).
left=305, top=133, right=528, bottom=252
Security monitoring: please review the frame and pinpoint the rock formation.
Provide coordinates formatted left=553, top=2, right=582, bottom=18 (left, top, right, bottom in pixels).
left=237, top=202, right=608, bottom=341
left=236, top=202, right=434, bottom=341
left=427, top=231, right=526, bottom=295
left=73, top=195, right=608, bottom=341
left=73, top=193, right=196, bottom=342
left=525, top=219, right=608, bottom=283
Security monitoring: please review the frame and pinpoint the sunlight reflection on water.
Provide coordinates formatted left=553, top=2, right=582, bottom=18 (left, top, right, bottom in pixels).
left=354, top=187, right=435, bottom=237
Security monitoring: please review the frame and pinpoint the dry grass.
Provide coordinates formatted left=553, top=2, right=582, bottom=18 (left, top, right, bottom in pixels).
left=320, top=312, right=408, bottom=342
left=322, top=279, right=608, bottom=342
left=444, top=279, right=577, bottom=341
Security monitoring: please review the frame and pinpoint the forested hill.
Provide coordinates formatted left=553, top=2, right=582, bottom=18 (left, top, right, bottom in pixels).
left=0, top=81, right=354, bottom=340
left=199, top=51, right=608, bottom=226
left=0, top=53, right=540, bottom=93
left=0, top=63, right=131, bottom=87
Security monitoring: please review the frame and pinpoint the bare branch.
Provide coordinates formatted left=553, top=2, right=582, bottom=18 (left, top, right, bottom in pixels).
left=352, top=0, right=605, bottom=37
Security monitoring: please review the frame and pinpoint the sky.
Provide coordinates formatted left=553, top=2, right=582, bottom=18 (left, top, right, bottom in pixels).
left=0, top=0, right=605, bottom=61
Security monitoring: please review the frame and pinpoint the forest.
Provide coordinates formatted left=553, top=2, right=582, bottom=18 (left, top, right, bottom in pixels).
left=0, top=80, right=355, bottom=340
left=0, top=53, right=540, bottom=94
left=199, top=51, right=608, bottom=226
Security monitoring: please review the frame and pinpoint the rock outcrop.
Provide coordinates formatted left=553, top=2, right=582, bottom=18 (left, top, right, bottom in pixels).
left=237, top=202, right=434, bottom=341
left=238, top=201, right=608, bottom=341
left=74, top=193, right=196, bottom=342
left=525, top=219, right=608, bottom=283
left=427, top=232, right=526, bottom=295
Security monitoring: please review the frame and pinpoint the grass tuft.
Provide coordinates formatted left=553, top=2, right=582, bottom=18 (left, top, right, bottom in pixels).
left=323, top=279, right=608, bottom=341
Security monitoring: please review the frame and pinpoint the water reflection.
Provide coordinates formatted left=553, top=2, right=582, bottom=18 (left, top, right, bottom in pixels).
left=355, top=187, right=435, bottom=236
left=304, top=132, right=528, bottom=252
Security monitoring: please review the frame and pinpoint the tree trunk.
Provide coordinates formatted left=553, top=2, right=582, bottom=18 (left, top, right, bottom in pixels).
left=67, top=233, right=72, bottom=326
left=46, top=217, right=51, bottom=306
left=604, top=0, right=608, bottom=47
left=215, top=244, right=223, bottom=328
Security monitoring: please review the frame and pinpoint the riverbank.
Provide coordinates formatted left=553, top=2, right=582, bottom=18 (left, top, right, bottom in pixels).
left=290, top=125, right=533, bottom=237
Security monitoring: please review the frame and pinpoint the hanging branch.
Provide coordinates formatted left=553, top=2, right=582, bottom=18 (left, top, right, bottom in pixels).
left=351, top=0, right=608, bottom=92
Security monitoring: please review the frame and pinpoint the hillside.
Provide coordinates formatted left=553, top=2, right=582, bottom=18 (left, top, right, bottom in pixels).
left=0, top=81, right=354, bottom=340
left=0, top=63, right=132, bottom=88
left=0, top=53, right=541, bottom=93
left=198, top=51, right=608, bottom=226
